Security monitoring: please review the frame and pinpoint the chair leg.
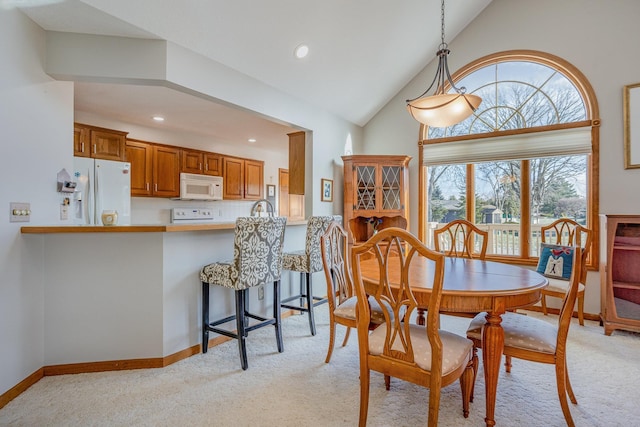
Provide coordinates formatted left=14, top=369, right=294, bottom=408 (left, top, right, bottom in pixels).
left=235, top=289, right=248, bottom=370
left=416, top=308, right=426, bottom=325
left=341, top=327, right=351, bottom=347
left=298, top=272, right=305, bottom=314
left=470, top=346, right=479, bottom=402
left=243, top=287, right=250, bottom=333
left=325, top=312, right=336, bottom=363
left=384, top=374, right=390, bottom=390
left=202, top=281, right=210, bottom=353
left=541, top=294, right=548, bottom=316
left=305, top=273, right=316, bottom=336
left=577, top=293, right=585, bottom=326
left=565, top=360, right=577, bottom=404
left=555, top=358, right=576, bottom=427
left=428, top=379, right=441, bottom=426
left=504, top=355, right=512, bottom=373
left=273, top=280, right=284, bottom=353
left=359, top=367, right=370, bottom=427
left=460, top=360, right=474, bottom=418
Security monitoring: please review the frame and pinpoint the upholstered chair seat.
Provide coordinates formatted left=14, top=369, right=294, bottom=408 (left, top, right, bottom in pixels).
left=467, top=312, right=558, bottom=354
left=546, top=277, right=586, bottom=298
left=332, top=296, right=386, bottom=324
left=200, top=216, right=287, bottom=370
left=281, top=216, right=335, bottom=335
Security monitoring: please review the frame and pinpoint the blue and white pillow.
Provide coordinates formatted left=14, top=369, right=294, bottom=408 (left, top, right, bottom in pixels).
left=536, top=243, right=574, bottom=280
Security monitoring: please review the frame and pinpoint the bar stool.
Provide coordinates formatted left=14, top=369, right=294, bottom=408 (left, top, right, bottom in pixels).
left=200, top=216, right=287, bottom=370
left=281, top=216, right=335, bottom=335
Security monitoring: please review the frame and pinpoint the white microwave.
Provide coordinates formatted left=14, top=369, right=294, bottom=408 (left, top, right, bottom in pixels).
left=178, top=173, right=223, bottom=201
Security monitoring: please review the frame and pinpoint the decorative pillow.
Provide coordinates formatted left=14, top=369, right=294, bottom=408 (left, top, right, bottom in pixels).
left=536, top=243, right=574, bottom=280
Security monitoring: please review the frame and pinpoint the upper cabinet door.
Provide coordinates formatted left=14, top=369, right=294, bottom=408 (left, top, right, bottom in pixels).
left=125, top=140, right=153, bottom=196
left=203, top=152, right=222, bottom=176
left=73, top=124, right=90, bottom=157
left=244, top=159, right=264, bottom=200
left=181, top=149, right=203, bottom=174
left=153, top=145, right=181, bottom=197
left=223, top=157, right=244, bottom=199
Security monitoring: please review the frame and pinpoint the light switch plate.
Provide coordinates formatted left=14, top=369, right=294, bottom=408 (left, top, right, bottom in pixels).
left=10, top=202, right=31, bottom=223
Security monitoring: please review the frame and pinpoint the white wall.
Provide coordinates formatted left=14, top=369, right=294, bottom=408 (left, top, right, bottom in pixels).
left=364, top=0, right=640, bottom=315
left=0, top=10, right=362, bottom=398
left=0, top=9, right=74, bottom=397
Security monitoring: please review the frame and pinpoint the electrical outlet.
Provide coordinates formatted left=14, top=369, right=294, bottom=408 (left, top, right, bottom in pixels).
left=258, top=285, right=264, bottom=300
left=60, top=204, right=69, bottom=220
left=10, top=202, right=31, bottom=223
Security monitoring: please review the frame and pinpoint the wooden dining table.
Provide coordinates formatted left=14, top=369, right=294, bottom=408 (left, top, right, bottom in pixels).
left=359, top=255, right=548, bottom=427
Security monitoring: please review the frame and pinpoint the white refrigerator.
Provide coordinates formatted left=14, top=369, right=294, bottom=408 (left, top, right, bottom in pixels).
left=72, top=158, right=131, bottom=225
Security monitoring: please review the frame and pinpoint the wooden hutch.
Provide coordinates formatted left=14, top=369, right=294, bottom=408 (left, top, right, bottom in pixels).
left=342, top=155, right=411, bottom=244
left=601, top=214, right=640, bottom=335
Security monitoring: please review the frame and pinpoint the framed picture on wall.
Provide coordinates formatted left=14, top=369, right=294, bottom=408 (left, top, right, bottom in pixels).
left=624, top=83, right=640, bottom=169
left=321, top=178, right=333, bottom=202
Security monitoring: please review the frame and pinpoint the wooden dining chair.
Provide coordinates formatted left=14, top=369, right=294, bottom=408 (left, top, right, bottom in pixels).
left=320, top=220, right=385, bottom=363
left=433, top=219, right=488, bottom=259
left=417, top=219, right=489, bottom=325
left=351, top=227, right=474, bottom=426
left=466, top=247, right=583, bottom=427
left=539, top=218, right=592, bottom=325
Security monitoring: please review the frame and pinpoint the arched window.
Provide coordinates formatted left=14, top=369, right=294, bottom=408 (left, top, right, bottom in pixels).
left=419, top=50, right=599, bottom=266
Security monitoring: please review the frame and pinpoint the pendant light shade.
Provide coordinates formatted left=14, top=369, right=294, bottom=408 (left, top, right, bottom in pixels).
left=406, top=0, right=481, bottom=128
left=407, top=93, right=482, bottom=128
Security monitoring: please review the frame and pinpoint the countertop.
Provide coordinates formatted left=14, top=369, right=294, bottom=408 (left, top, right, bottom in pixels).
left=21, top=219, right=308, bottom=234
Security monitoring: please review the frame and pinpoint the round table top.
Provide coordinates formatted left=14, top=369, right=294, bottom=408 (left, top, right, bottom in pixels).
left=358, top=256, right=548, bottom=313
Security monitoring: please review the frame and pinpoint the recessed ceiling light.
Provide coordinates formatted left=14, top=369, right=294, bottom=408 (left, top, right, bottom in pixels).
left=248, top=138, right=257, bottom=143
left=294, top=44, right=309, bottom=59
left=152, top=116, right=165, bottom=122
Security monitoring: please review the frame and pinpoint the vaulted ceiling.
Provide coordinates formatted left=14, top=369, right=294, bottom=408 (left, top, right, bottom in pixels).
left=16, top=0, right=492, bottom=149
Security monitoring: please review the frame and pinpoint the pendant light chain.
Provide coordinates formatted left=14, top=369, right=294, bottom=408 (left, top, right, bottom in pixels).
left=440, top=0, right=446, bottom=48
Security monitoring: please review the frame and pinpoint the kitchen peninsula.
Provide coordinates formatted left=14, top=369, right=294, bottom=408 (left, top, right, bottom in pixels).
left=21, top=220, right=307, bottom=373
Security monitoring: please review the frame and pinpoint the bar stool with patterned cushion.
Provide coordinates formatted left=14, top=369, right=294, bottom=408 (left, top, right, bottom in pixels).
left=200, top=216, right=287, bottom=370
left=281, top=216, right=335, bottom=335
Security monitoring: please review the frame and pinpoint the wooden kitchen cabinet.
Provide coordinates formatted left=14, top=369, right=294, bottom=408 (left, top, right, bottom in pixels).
left=181, top=149, right=204, bottom=174
left=601, top=214, right=640, bottom=335
left=223, top=156, right=264, bottom=200
left=203, top=152, right=222, bottom=176
left=288, top=131, right=305, bottom=195
left=342, top=155, right=411, bottom=243
left=181, top=149, right=222, bottom=176
left=126, top=139, right=180, bottom=197
left=74, top=123, right=127, bottom=161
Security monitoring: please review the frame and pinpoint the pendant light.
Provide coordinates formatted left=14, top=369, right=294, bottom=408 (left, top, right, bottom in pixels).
left=406, top=0, right=481, bottom=128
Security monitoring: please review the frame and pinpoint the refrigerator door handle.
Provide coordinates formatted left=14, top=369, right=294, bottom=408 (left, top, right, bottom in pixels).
left=87, top=167, right=94, bottom=225
left=94, top=164, right=101, bottom=223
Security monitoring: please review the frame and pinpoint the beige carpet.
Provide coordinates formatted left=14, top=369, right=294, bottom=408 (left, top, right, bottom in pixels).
left=0, top=309, right=638, bottom=427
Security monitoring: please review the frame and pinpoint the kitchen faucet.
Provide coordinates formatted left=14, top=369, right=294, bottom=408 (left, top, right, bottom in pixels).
left=250, top=199, right=275, bottom=217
